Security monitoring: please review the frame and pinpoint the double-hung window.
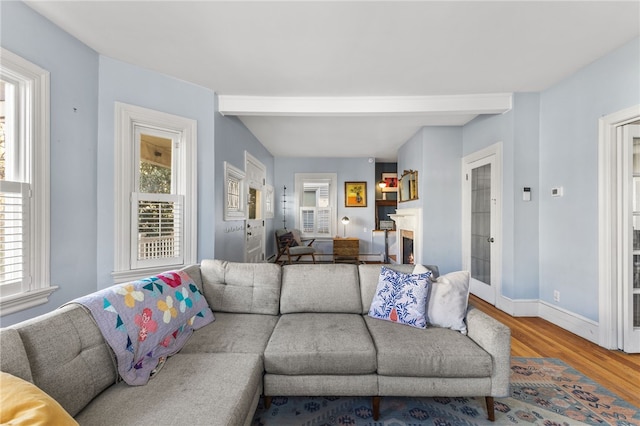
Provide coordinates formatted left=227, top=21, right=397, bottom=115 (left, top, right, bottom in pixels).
left=295, top=173, right=337, bottom=238
left=113, top=103, right=197, bottom=283
left=0, top=48, right=54, bottom=315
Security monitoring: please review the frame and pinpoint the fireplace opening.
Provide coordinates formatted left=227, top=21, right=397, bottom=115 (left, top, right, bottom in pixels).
left=401, top=230, right=414, bottom=264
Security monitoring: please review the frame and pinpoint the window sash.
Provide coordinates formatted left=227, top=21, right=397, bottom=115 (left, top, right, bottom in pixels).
left=0, top=180, right=30, bottom=297
left=131, top=192, right=183, bottom=269
left=300, top=207, right=332, bottom=237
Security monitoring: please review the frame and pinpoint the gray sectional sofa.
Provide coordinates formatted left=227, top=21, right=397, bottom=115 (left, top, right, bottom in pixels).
left=0, top=260, right=511, bottom=425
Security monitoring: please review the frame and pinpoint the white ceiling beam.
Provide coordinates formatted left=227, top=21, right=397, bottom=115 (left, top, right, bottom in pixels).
left=218, top=93, right=512, bottom=117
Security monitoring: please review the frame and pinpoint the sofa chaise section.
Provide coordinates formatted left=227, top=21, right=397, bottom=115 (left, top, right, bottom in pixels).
left=74, top=353, right=262, bottom=426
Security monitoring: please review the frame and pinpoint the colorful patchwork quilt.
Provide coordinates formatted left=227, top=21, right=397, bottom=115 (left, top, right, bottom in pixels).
left=72, top=270, right=215, bottom=385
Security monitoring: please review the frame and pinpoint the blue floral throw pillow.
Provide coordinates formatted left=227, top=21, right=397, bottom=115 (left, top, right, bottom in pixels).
left=368, top=266, right=433, bottom=329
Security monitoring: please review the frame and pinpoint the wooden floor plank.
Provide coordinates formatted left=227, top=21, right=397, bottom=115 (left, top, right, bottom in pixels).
left=469, top=295, right=640, bottom=408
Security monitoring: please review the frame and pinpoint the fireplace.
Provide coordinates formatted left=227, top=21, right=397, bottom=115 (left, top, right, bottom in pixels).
left=402, top=230, right=414, bottom=264
left=389, top=208, right=421, bottom=265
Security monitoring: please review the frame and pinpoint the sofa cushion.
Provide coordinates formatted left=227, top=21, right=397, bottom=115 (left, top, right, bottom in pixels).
left=200, top=259, right=282, bottom=315
left=13, top=304, right=117, bottom=416
left=358, top=264, right=439, bottom=315
left=0, top=372, right=78, bottom=426
left=425, top=270, right=471, bottom=334
left=0, top=328, right=33, bottom=382
left=280, top=264, right=362, bottom=314
left=74, top=353, right=262, bottom=426
left=180, top=312, right=278, bottom=356
left=264, top=313, right=377, bottom=375
left=368, top=266, right=432, bottom=329
left=364, top=315, right=492, bottom=378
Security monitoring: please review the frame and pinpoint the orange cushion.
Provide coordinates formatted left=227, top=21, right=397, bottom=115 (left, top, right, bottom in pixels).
left=0, top=371, right=78, bottom=425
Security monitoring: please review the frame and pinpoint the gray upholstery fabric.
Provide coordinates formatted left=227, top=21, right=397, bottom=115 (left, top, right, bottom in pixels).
left=75, top=353, right=262, bottom=426
left=378, top=376, right=492, bottom=396
left=280, top=264, right=362, bottom=314
left=364, top=316, right=492, bottom=378
left=265, top=313, right=376, bottom=375
left=200, top=259, right=282, bottom=315
left=0, top=328, right=33, bottom=382
left=180, top=312, right=278, bottom=356
left=265, top=374, right=378, bottom=396
left=179, top=263, right=204, bottom=293
left=14, top=304, right=117, bottom=416
left=466, top=306, right=512, bottom=396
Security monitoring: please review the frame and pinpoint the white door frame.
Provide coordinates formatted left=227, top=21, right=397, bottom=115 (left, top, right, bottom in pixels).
left=598, top=104, right=640, bottom=350
left=244, top=151, right=266, bottom=262
left=462, top=142, right=503, bottom=306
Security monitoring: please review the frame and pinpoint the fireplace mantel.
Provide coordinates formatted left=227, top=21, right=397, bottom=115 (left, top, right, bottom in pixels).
left=388, top=208, right=422, bottom=265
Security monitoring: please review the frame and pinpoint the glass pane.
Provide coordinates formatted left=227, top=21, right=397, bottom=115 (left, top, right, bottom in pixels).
left=137, top=198, right=180, bottom=260
left=0, top=79, right=16, bottom=182
left=139, top=134, right=172, bottom=194
left=634, top=177, right=640, bottom=211
left=633, top=139, right=640, bottom=174
left=634, top=294, right=640, bottom=328
left=471, top=164, right=491, bottom=285
left=634, top=255, right=640, bottom=289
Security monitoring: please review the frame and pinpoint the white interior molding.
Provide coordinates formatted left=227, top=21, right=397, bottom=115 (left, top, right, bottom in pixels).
left=598, top=104, right=640, bottom=349
left=389, top=208, right=422, bottom=265
left=218, top=94, right=513, bottom=117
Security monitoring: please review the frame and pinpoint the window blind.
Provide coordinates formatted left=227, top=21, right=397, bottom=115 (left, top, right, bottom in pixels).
left=131, top=192, right=183, bottom=269
left=0, top=180, right=30, bottom=297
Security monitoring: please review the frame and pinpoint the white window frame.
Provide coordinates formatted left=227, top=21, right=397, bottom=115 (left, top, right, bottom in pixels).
left=0, top=48, right=54, bottom=316
left=113, top=102, right=197, bottom=283
left=294, top=173, right=337, bottom=238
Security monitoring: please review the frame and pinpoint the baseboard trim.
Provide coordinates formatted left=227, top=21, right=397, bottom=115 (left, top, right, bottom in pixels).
left=497, top=296, right=599, bottom=345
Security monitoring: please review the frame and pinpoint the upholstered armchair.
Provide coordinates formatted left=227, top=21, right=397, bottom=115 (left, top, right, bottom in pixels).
left=274, top=229, right=316, bottom=264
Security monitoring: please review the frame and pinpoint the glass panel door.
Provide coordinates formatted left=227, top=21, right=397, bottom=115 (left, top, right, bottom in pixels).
left=471, top=164, right=492, bottom=285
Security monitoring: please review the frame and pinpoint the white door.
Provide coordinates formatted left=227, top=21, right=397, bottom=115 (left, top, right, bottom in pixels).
left=620, top=124, right=640, bottom=352
left=244, top=152, right=266, bottom=263
left=462, top=143, right=502, bottom=305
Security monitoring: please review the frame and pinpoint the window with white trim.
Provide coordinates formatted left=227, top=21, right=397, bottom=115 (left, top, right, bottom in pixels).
left=0, top=48, right=54, bottom=316
left=113, top=103, right=197, bottom=283
left=295, top=173, right=337, bottom=238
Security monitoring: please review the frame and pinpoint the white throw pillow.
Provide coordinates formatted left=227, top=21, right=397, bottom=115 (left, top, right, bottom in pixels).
left=414, top=265, right=470, bottom=334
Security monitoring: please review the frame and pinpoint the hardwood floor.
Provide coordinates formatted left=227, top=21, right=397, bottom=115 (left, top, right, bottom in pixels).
left=469, top=295, right=640, bottom=408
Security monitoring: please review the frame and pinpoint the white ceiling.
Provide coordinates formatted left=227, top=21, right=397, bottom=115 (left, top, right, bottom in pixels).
left=25, top=1, right=640, bottom=161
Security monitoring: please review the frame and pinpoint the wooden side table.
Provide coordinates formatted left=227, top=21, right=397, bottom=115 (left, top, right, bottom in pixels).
left=333, top=237, right=360, bottom=263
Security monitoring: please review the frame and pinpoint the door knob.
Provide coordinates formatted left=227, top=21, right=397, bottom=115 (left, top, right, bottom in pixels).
left=247, top=232, right=252, bottom=236
left=487, top=237, right=495, bottom=243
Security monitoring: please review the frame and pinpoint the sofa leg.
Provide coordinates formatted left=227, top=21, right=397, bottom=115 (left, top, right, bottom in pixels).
left=264, top=395, right=272, bottom=409
left=485, top=396, right=495, bottom=421
left=372, top=396, right=380, bottom=421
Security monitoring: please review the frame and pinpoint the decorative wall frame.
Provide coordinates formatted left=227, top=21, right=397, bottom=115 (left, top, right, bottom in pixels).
left=224, top=161, right=246, bottom=220
left=264, top=184, right=274, bottom=219
left=381, top=172, right=398, bottom=193
left=399, top=170, right=419, bottom=202
left=345, top=181, right=367, bottom=207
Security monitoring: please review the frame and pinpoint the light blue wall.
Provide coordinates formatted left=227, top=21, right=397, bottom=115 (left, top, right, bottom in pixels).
left=273, top=157, right=376, bottom=256
left=214, top=96, right=275, bottom=262
left=397, top=127, right=463, bottom=273
left=0, top=2, right=99, bottom=326
left=96, top=56, right=217, bottom=289
left=538, top=37, right=640, bottom=321
left=462, top=93, right=540, bottom=300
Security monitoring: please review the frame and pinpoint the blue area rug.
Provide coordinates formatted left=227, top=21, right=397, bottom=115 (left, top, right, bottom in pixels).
left=252, top=357, right=640, bottom=426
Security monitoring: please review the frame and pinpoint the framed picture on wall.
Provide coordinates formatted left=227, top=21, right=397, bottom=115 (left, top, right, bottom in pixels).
left=345, top=181, right=367, bottom=207
left=381, top=172, right=398, bottom=192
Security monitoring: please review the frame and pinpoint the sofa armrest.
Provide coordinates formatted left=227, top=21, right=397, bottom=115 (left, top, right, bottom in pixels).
left=465, top=306, right=511, bottom=397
